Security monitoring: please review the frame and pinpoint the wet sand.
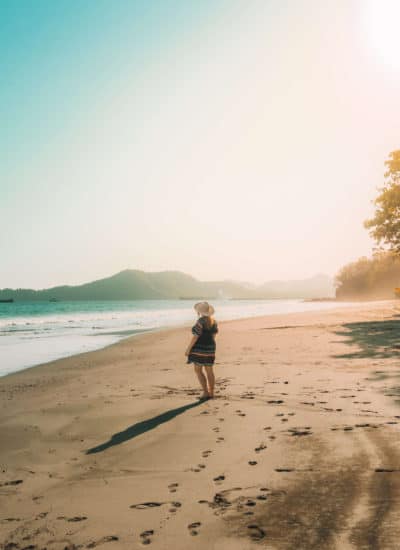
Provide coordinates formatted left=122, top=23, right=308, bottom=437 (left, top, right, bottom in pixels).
left=1, top=301, right=400, bottom=549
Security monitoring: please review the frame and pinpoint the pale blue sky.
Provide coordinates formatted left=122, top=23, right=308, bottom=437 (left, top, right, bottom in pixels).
left=1, top=0, right=400, bottom=288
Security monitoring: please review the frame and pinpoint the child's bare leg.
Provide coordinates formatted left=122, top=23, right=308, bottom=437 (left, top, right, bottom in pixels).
left=205, top=366, right=215, bottom=398
left=194, top=364, right=209, bottom=396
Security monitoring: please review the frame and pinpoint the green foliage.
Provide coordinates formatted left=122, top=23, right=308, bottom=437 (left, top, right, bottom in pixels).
left=364, top=150, right=400, bottom=251
left=335, top=251, right=400, bottom=299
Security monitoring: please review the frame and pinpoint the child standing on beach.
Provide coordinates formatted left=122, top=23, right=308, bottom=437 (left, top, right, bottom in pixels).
left=185, top=302, right=218, bottom=400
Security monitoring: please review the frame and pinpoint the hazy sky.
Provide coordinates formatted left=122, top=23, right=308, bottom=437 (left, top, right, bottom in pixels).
left=1, top=0, right=400, bottom=289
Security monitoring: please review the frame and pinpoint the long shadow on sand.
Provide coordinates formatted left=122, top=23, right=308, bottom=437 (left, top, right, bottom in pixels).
left=333, top=319, right=400, bottom=359
left=85, top=400, right=203, bottom=454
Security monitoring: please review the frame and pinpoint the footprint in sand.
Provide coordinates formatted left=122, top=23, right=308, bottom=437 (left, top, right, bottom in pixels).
left=130, top=502, right=163, bottom=509
left=202, top=450, right=212, bottom=458
left=0, top=480, right=23, bottom=487
left=213, top=475, right=225, bottom=483
left=57, top=515, right=87, bottom=522
left=169, top=501, right=182, bottom=512
left=248, top=524, right=266, bottom=541
left=248, top=461, right=258, bottom=466
left=294, top=430, right=312, bottom=436
left=188, top=522, right=201, bottom=536
left=87, top=535, right=119, bottom=548
left=140, top=530, right=154, bottom=545
left=255, top=444, right=267, bottom=452
left=168, top=483, right=179, bottom=493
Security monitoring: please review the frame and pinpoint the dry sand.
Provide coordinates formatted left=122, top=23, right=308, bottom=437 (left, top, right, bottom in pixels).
left=2, top=301, right=400, bottom=549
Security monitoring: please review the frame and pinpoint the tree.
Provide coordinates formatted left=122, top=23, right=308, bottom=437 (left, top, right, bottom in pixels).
left=335, top=251, right=400, bottom=299
left=364, top=150, right=400, bottom=252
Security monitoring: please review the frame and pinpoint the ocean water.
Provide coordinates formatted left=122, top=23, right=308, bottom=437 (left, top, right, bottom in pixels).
left=0, top=299, right=354, bottom=377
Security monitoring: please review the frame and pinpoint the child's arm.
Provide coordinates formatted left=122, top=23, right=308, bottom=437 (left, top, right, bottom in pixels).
left=185, top=335, right=198, bottom=356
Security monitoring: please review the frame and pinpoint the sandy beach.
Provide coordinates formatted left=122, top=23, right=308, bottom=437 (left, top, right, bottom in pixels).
left=2, top=301, right=400, bottom=549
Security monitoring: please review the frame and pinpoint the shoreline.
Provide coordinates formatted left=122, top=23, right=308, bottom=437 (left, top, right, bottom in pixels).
left=2, top=300, right=400, bottom=548
left=1, top=299, right=393, bottom=380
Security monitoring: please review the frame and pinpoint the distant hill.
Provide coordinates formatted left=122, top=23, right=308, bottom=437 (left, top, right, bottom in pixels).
left=0, top=270, right=335, bottom=301
left=258, top=274, right=334, bottom=299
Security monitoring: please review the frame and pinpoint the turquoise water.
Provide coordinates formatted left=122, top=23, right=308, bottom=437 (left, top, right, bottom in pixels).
left=0, top=299, right=354, bottom=377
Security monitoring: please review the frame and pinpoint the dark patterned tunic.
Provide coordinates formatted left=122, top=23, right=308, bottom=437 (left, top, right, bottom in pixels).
left=187, top=316, right=218, bottom=366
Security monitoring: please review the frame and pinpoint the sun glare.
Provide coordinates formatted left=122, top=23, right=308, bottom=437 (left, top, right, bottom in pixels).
left=364, top=0, right=400, bottom=70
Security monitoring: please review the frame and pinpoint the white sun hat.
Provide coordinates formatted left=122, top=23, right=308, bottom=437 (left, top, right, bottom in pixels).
left=194, top=301, right=215, bottom=316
